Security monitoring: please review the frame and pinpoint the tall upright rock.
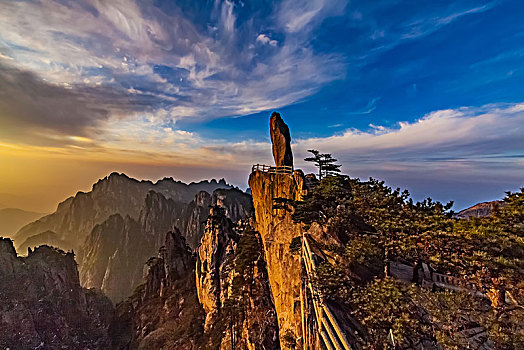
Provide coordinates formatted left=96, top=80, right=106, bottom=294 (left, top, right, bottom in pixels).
left=249, top=112, right=306, bottom=348
left=196, top=210, right=280, bottom=349
left=270, top=112, right=293, bottom=167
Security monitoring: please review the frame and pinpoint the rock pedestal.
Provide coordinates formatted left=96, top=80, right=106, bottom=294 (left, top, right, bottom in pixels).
left=249, top=169, right=306, bottom=348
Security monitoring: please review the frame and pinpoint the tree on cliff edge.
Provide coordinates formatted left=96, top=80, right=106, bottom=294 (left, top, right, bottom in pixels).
left=304, top=149, right=341, bottom=179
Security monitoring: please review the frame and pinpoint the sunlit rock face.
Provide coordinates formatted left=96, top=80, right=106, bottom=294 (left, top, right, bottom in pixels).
left=196, top=208, right=238, bottom=332
left=79, top=188, right=253, bottom=303
left=249, top=112, right=306, bottom=348
left=270, top=111, right=294, bottom=167
left=195, top=210, right=280, bottom=349
left=0, top=237, right=113, bottom=349
left=454, top=200, right=504, bottom=219
left=14, top=173, right=232, bottom=254
left=249, top=170, right=306, bottom=348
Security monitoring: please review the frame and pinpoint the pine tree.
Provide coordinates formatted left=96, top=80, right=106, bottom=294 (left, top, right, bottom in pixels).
left=304, top=149, right=342, bottom=179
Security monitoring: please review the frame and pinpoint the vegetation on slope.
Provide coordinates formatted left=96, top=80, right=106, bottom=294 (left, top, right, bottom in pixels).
left=291, top=163, right=523, bottom=349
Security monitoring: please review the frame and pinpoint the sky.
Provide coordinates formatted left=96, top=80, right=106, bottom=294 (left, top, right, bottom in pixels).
left=0, top=0, right=523, bottom=213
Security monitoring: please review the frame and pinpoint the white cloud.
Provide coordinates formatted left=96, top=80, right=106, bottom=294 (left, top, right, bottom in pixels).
left=256, top=34, right=278, bottom=47
left=295, top=103, right=524, bottom=160
left=278, top=0, right=347, bottom=34
left=401, top=3, right=495, bottom=39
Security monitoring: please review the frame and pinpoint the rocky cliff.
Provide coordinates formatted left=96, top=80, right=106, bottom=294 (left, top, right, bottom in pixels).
left=454, top=200, right=504, bottom=219
left=196, top=209, right=280, bottom=349
left=14, top=172, right=232, bottom=253
left=0, top=237, right=113, bottom=349
left=79, top=188, right=253, bottom=303
left=249, top=170, right=306, bottom=347
left=248, top=112, right=306, bottom=348
left=110, top=230, right=205, bottom=349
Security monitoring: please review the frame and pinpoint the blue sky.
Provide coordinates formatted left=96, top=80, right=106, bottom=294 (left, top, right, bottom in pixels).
left=0, top=0, right=523, bottom=211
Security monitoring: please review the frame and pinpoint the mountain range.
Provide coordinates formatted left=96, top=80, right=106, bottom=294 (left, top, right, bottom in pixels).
left=0, top=207, right=45, bottom=236
left=0, top=113, right=521, bottom=349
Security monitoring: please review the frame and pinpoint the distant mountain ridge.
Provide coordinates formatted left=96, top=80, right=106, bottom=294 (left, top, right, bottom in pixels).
left=454, top=200, right=504, bottom=219
left=0, top=208, right=45, bottom=237
left=13, top=172, right=232, bottom=252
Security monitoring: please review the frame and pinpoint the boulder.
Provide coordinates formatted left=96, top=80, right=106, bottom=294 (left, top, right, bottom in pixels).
left=270, top=112, right=293, bottom=167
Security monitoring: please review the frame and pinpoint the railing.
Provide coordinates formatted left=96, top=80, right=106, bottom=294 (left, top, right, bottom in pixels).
left=301, top=235, right=352, bottom=350
left=431, top=272, right=481, bottom=294
left=391, top=261, right=484, bottom=297
left=251, top=164, right=293, bottom=174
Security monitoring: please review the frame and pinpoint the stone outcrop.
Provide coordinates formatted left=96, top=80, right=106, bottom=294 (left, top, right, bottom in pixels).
left=249, top=112, right=307, bottom=347
left=196, top=210, right=280, bottom=349
left=79, top=188, right=253, bottom=303
left=454, top=200, right=505, bottom=219
left=212, top=188, right=254, bottom=224
left=196, top=207, right=238, bottom=332
left=142, top=229, right=194, bottom=300
left=180, top=190, right=212, bottom=250
left=270, top=112, right=293, bottom=167
left=14, top=173, right=232, bottom=253
left=0, top=237, right=113, bottom=349
left=249, top=169, right=306, bottom=348
left=110, top=231, right=205, bottom=350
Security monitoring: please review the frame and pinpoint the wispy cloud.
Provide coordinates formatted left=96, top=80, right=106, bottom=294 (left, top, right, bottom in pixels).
left=400, top=3, right=495, bottom=39
left=296, top=103, right=524, bottom=162
left=294, top=103, right=524, bottom=207
left=1, top=101, right=522, bottom=209
left=0, top=0, right=348, bottom=147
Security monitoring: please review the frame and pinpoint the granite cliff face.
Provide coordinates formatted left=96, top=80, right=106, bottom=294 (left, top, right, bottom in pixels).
left=179, top=190, right=212, bottom=250
left=196, top=207, right=238, bottom=332
left=110, top=230, right=205, bottom=350
left=0, top=237, right=113, bottom=349
left=248, top=112, right=306, bottom=348
left=14, top=173, right=232, bottom=253
left=80, top=188, right=253, bottom=303
left=196, top=210, right=280, bottom=349
left=249, top=170, right=305, bottom=347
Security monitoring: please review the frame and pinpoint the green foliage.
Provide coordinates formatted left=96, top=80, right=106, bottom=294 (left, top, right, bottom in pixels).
left=351, top=278, right=434, bottom=349
left=313, top=260, right=354, bottom=301
left=347, top=178, right=453, bottom=238
left=292, top=162, right=524, bottom=348
left=344, top=235, right=384, bottom=266
left=304, top=149, right=341, bottom=179
left=292, top=175, right=352, bottom=230
left=412, top=189, right=524, bottom=300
